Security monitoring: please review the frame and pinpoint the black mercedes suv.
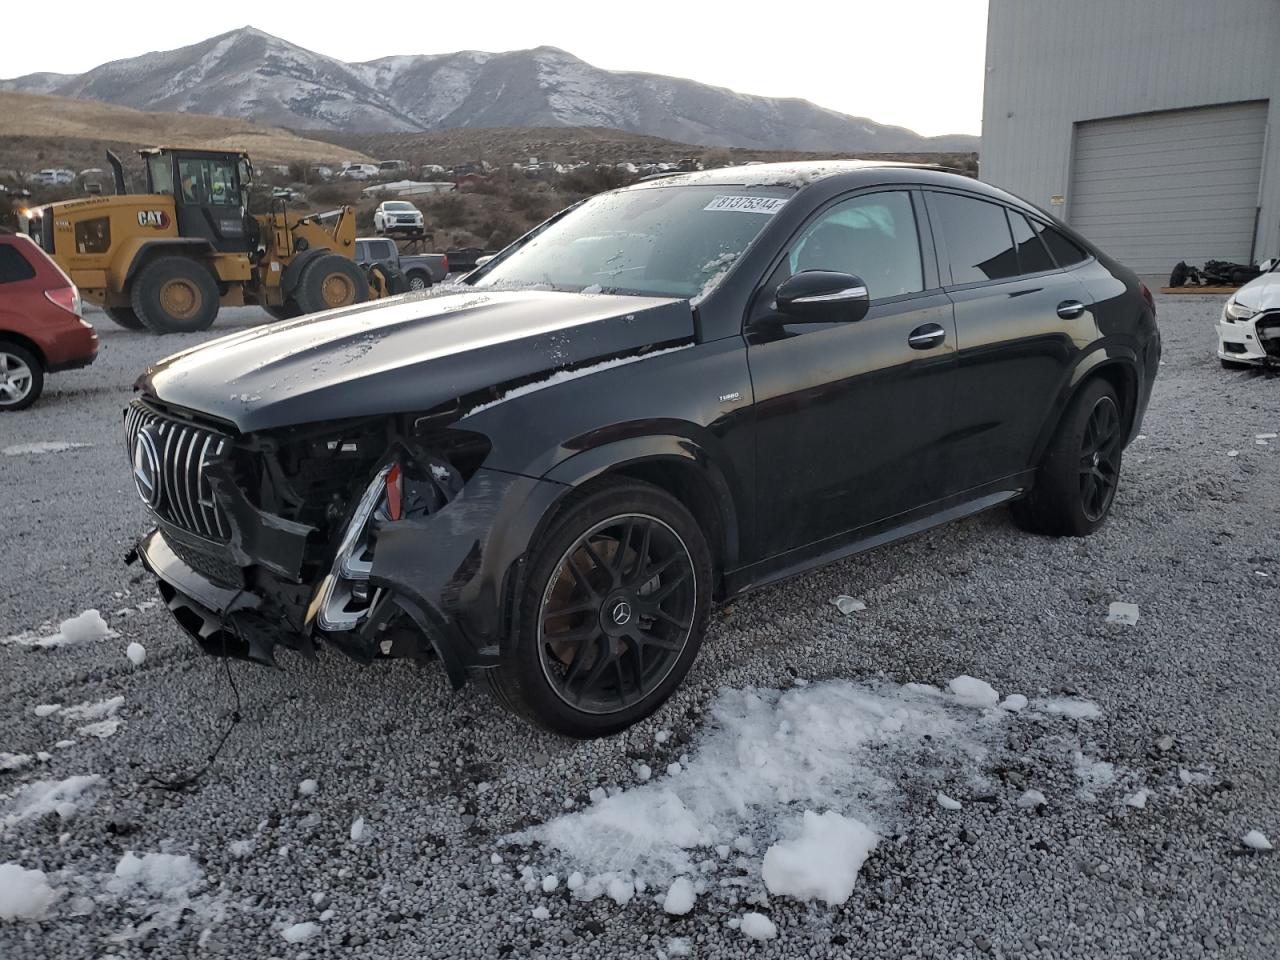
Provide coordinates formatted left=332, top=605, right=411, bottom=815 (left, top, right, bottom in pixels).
left=125, top=161, right=1160, bottom=737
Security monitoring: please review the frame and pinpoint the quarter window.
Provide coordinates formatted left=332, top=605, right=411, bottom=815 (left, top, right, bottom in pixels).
left=786, top=191, right=924, bottom=300
left=1008, top=213, right=1056, bottom=275
left=929, top=193, right=1020, bottom=285
left=0, top=245, right=35, bottom=284
left=1040, top=226, right=1090, bottom=267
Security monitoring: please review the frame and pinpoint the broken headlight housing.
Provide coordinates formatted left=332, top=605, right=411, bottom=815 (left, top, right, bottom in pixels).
left=1224, top=298, right=1257, bottom=322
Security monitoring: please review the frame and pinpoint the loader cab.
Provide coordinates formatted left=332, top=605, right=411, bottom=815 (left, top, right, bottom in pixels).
left=141, top=148, right=254, bottom=254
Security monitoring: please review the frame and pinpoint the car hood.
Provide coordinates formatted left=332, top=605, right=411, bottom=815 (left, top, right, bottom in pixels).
left=139, top=289, right=694, bottom=433
left=1234, top=270, right=1280, bottom=310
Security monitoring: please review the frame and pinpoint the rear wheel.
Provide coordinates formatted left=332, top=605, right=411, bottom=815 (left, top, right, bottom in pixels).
left=487, top=480, right=713, bottom=738
left=0, top=343, right=44, bottom=411
left=1012, top=379, right=1125, bottom=537
left=293, top=255, right=369, bottom=315
left=130, top=256, right=220, bottom=333
left=104, top=306, right=145, bottom=330
left=406, top=269, right=431, bottom=291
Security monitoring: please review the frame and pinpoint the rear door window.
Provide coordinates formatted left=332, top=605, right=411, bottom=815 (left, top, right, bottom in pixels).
left=0, top=245, right=35, bottom=284
left=929, top=192, right=1021, bottom=285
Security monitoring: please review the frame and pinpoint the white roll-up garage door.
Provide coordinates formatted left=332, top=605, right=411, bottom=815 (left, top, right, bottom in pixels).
left=1068, top=102, right=1268, bottom=276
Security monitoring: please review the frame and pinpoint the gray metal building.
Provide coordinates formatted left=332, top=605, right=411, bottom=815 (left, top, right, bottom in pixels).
left=981, top=0, right=1280, bottom=276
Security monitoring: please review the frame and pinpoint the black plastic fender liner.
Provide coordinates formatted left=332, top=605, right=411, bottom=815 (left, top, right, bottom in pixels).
left=204, top=460, right=314, bottom=581
left=367, top=467, right=568, bottom=677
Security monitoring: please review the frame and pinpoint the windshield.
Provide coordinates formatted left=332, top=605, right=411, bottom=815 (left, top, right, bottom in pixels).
left=474, top=184, right=794, bottom=299
left=386, top=202, right=416, bottom=211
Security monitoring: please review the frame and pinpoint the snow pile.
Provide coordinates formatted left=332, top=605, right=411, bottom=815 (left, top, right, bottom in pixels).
left=298, top=779, right=319, bottom=797
left=1106, top=602, right=1140, bottom=626
left=760, top=810, right=878, bottom=906
left=59, top=696, right=123, bottom=722
left=0, top=754, right=35, bottom=772
left=999, top=694, right=1028, bottom=712
left=521, top=678, right=1003, bottom=891
left=832, top=595, right=866, bottom=614
left=739, top=912, right=777, bottom=940
left=1123, top=790, right=1149, bottom=809
left=2, top=775, right=102, bottom=829
left=1017, top=789, right=1047, bottom=809
left=281, top=921, right=320, bottom=943
left=0, top=863, right=59, bottom=920
left=662, top=876, right=696, bottom=915
left=1242, top=830, right=1273, bottom=851
left=110, top=852, right=203, bottom=897
left=126, top=642, right=147, bottom=666
left=1035, top=697, right=1102, bottom=720
left=936, top=793, right=962, bottom=811
left=1, top=610, right=116, bottom=649
left=1072, top=750, right=1116, bottom=795
left=947, top=675, right=1000, bottom=708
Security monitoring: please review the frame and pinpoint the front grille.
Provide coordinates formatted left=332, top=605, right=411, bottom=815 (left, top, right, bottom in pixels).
left=1257, top=313, right=1280, bottom=359
left=124, top=400, right=232, bottom=542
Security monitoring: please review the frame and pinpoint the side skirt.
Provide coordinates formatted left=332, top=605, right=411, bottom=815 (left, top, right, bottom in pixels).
left=721, top=474, right=1033, bottom=598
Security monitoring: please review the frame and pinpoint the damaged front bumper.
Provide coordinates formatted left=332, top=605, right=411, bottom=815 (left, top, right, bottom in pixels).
left=131, top=466, right=566, bottom=688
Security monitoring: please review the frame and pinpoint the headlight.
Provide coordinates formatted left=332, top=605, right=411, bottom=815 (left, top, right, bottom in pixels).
left=1224, top=298, right=1256, bottom=322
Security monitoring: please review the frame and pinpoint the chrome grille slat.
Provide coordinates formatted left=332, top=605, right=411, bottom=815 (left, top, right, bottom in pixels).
left=123, top=399, right=232, bottom=543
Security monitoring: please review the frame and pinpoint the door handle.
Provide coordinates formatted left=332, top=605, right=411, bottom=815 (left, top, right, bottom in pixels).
left=1057, top=299, right=1086, bottom=319
left=908, top=323, right=946, bottom=350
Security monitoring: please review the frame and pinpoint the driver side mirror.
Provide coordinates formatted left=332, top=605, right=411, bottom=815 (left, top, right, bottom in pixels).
left=774, top=270, right=870, bottom=323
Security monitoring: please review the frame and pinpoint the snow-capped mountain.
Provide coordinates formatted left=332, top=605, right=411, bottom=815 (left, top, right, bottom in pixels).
left=0, top=28, right=978, bottom=152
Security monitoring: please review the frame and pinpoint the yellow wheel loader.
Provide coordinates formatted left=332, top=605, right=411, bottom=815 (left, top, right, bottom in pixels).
left=23, top=148, right=391, bottom=333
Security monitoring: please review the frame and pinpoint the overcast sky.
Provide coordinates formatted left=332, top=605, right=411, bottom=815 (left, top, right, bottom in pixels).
left=3, top=1, right=989, bottom=137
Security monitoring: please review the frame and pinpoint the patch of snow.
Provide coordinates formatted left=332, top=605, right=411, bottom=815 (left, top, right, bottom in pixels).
left=516, top=679, right=1002, bottom=885
left=281, top=921, right=320, bottom=943
left=1035, top=697, right=1102, bottom=720
left=1017, top=789, right=1047, bottom=809
left=2, top=441, right=91, bottom=456
left=228, top=839, right=254, bottom=858
left=760, top=810, right=877, bottom=905
left=33, top=704, right=61, bottom=717
left=349, top=817, right=366, bottom=842
left=1226, top=450, right=1240, bottom=458
left=936, top=793, right=962, bottom=811
left=666, top=937, right=692, bottom=957
left=947, top=675, right=999, bottom=708
left=60, top=696, right=124, bottom=722
left=0, top=863, right=58, bottom=920
left=541, top=874, right=558, bottom=893
left=1242, top=830, right=1273, bottom=851
left=663, top=876, right=696, bottom=915
left=298, top=779, right=319, bottom=797
left=467, top=345, right=691, bottom=415
left=76, top=718, right=123, bottom=740
left=1106, top=602, right=1140, bottom=625
left=110, top=852, right=202, bottom=897
left=1123, top=790, right=1149, bottom=809
left=1, top=609, right=115, bottom=648
left=606, top=877, right=634, bottom=906
left=655, top=730, right=670, bottom=744
left=832, top=595, right=866, bottom=614
left=0, top=754, right=35, bottom=772
left=739, top=911, right=777, bottom=940
left=126, top=642, right=146, bottom=666
left=999, top=694, right=1028, bottom=712
left=2, top=775, right=101, bottom=829
left=531, top=905, right=550, bottom=920
left=1072, top=751, right=1116, bottom=794
left=1257, top=432, right=1278, bottom=439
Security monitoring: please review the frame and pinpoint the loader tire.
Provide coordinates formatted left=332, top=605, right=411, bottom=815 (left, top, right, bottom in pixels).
left=130, top=257, right=220, bottom=334
left=104, top=306, right=146, bottom=330
left=293, top=255, right=369, bottom=315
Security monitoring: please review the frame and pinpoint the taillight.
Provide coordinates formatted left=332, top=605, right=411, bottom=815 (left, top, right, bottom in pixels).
left=1139, top=281, right=1156, bottom=317
left=384, top=462, right=403, bottom=521
left=44, top=287, right=81, bottom=317
left=441, top=255, right=449, bottom=275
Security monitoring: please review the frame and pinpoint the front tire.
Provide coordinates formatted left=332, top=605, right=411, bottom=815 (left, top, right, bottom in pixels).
left=1011, top=379, right=1125, bottom=537
left=130, top=257, right=220, bottom=333
left=0, top=343, right=43, bottom=411
left=104, top=306, right=145, bottom=330
left=487, top=480, right=713, bottom=738
left=293, top=255, right=369, bottom=315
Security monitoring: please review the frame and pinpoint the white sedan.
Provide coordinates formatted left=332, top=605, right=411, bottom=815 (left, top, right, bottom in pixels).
left=373, top=201, right=425, bottom=234
left=1217, top=259, right=1280, bottom=369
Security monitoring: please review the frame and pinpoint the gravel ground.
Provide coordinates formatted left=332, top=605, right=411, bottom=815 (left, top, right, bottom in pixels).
left=1, top=295, right=1276, bottom=959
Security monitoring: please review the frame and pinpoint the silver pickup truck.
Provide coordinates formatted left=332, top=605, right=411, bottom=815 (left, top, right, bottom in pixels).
left=354, top=237, right=449, bottom=290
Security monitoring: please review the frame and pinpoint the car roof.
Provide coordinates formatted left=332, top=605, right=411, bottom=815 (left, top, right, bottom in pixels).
left=620, top=159, right=1048, bottom=221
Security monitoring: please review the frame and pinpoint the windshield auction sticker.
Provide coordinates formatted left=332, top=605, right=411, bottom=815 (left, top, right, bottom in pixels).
left=702, top=195, right=788, bottom=215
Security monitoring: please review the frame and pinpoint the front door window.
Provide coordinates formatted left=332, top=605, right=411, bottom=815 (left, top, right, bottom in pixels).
left=176, top=157, right=239, bottom=206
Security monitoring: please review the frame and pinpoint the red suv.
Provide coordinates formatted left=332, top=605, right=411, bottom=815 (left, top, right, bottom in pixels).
left=0, top=229, right=97, bottom=410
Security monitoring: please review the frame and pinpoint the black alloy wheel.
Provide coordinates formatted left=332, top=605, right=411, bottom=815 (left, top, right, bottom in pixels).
left=1078, top=394, right=1122, bottom=523
left=538, top=513, right=697, bottom=714
left=1011, top=378, right=1126, bottom=537
left=488, top=480, right=712, bottom=737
